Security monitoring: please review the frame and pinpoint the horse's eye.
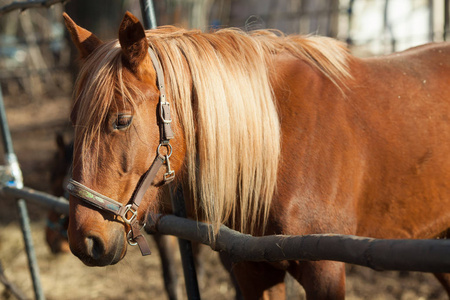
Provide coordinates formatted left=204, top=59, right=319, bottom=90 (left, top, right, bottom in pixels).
left=113, top=114, right=133, bottom=130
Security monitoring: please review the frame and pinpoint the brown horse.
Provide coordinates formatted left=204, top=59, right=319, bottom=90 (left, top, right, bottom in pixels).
left=63, top=11, right=450, bottom=299
left=45, top=134, right=188, bottom=299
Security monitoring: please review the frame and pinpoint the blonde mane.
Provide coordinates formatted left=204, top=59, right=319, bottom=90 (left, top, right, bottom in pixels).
left=73, top=26, right=351, bottom=235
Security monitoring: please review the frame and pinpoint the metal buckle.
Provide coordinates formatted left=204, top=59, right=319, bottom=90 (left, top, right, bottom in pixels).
left=127, top=230, right=137, bottom=246
left=164, top=170, right=175, bottom=182
left=160, top=100, right=172, bottom=124
left=123, top=204, right=137, bottom=225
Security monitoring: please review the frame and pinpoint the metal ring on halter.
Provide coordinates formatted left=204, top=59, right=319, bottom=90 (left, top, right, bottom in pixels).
left=127, top=230, right=138, bottom=246
left=157, top=143, right=172, bottom=158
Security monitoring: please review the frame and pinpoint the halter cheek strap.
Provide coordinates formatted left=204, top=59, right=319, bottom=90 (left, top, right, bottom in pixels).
left=66, top=47, right=174, bottom=256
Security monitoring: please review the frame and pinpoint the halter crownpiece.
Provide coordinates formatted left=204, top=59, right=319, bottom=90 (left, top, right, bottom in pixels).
left=66, top=47, right=175, bottom=256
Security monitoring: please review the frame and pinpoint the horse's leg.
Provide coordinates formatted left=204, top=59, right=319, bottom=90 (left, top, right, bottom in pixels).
left=433, top=229, right=450, bottom=297
left=434, top=273, right=450, bottom=296
left=191, top=241, right=205, bottom=285
left=232, top=261, right=286, bottom=300
left=289, top=261, right=346, bottom=300
left=152, top=234, right=181, bottom=300
left=219, top=252, right=243, bottom=300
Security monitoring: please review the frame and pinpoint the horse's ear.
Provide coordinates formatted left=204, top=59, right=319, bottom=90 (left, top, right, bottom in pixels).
left=63, top=12, right=102, bottom=59
left=118, top=11, right=149, bottom=71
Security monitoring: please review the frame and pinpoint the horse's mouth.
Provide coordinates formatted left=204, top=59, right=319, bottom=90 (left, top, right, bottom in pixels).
left=80, top=250, right=125, bottom=267
left=70, top=231, right=127, bottom=267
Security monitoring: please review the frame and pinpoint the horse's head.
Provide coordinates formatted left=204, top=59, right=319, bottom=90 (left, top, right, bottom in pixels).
left=64, top=14, right=282, bottom=265
left=63, top=12, right=184, bottom=266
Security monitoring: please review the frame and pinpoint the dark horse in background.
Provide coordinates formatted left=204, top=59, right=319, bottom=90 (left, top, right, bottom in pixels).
left=62, top=11, right=450, bottom=299
left=45, top=134, right=72, bottom=254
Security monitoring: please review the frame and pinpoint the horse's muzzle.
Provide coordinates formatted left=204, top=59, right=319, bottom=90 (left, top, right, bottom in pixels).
left=69, top=228, right=126, bottom=266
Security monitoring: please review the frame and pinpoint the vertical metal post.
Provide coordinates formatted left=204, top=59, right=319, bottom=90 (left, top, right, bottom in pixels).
left=326, top=0, right=339, bottom=38
left=383, top=0, right=396, bottom=53
left=140, top=0, right=157, bottom=29
left=17, top=199, right=45, bottom=300
left=442, top=0, right=449, bottom=41
left=169, top=185, right=201, bottom=300
left=0, top=86, right=45, bottom=300
left=428, top=0, right=434, bottom=42
left=346, top=0, right=354, bottom=45
left=0, top=86, right=22, bottom=189
left=138, top=2, right=201, bottom=298
left=445, top=0, right=449, bottom=41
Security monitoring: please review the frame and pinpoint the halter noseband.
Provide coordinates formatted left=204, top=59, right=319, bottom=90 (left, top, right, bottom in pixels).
left=66, top=47, right=174, bottom=256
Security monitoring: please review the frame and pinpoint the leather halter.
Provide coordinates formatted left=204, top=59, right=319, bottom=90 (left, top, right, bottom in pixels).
left=66, top=47, right=174, bottom=256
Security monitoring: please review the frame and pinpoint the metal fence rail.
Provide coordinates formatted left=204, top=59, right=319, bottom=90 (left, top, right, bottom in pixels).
left=0, top=2, right=70, bottom=299
left=148, top=213, right=450, bottom=273
left=0, top=79, right=45, bottom=299
left=2, top=186, right=69, bottom=215
left=0, top=260, right=27, bottom=300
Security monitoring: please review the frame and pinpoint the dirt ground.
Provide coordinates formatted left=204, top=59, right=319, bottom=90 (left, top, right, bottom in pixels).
left=0, top=92, right=447, bottom=300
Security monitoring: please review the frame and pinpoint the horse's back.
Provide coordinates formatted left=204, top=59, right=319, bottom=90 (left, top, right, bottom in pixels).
left=347, top=42, right=450, bottom=238
left=272, top=42, right=450, bottom=240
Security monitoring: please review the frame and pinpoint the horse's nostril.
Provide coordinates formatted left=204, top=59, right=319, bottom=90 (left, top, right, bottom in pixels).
left=85, top=235, right=105, bottom=260
left=70, top=227, right=125, bottom=266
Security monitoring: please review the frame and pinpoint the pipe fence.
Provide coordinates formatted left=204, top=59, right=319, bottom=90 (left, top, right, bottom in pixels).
left=147, top=213, right=450, bottom=273
left=1, top=1, right=449, bottom=300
